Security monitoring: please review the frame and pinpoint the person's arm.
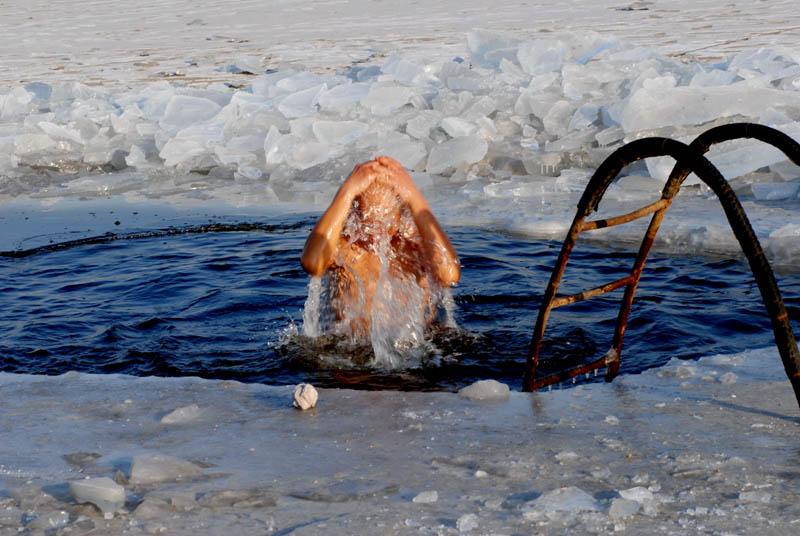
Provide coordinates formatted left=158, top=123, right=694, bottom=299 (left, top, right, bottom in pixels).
left=300, top=161, right=378, bottom=276
left=375, top=156, right=460, bottom=286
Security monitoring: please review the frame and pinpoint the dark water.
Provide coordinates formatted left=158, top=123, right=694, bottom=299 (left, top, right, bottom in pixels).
left=1, top=215, right=798, bottom=391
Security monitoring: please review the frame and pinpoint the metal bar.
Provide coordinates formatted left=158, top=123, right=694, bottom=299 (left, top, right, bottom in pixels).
left=580, top=198, right=670, bottom=231
left=527, top=348, right=619, bottom=391
left=552, top=275, right=635, bottom=309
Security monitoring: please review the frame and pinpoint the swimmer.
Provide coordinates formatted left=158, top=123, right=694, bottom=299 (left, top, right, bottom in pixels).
left=301, top=156, right=459, bottom=336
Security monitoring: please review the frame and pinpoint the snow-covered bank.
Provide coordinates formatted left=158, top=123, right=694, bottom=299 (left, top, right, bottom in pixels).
left=1, top=347, right=798, bottom=534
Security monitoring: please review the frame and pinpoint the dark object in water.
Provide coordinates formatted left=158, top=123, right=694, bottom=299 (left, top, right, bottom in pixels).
left=525, top=122, right=800, bottom=410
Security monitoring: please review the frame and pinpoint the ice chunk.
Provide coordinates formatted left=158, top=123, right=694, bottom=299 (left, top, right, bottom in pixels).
left=568, top=104, right=599, bottom=132
left=375, top=133, right=427, bottom=170
left=690, top=68, right=738, bottom=87
left=317, top=82, right=371, bottom=110
left=405, top=110, right=443, bottom=140
left=412, top=490, right=438, bottom=503
left=292, top=383, right=318, bottom=410
left=609, top=498, right=641, bottom=519
left=526, top=486, right=601, bottom=513
left=719, top=372, right=738, bottom=385
left=458, top=379, right=510, bottom=402
left=275, top=72, right=324, bottom=94
left=0, top=86, right=34, bottom=119
left=542, top=100, right=575, bottom=137
left=160, top=404, right=203, bottom=424
left=287, top=141, right=333, bottom=170
left=456, top=513, right=479, bottom=532
left=69, top=477, right=125, bottom=517
left=159, top=138, right=208, bottom=168
left=160, top=95, right=221, bottom=131
left=37, top=121, right=84, bottom=144
left=130, top=454, right=204, bottom=484
left=312, top=120, right=368, bottom=145
left=277, top=84, right=326, bottom=118
left=752, top=182, right=800, bottom=201
left=441, top=117, right=477, bottom=138
left=27, top=510, right=70, bottom=529
left=426, top=135, right=488, bottom=175
left=467, top=29, right=520, bottom=68
left=382, top=56, right=424, bottom=84
left=517, top=39, right=570, bottom=76
left=619, top=486, right=654, bottom=502
left=621, top=86, right=800, bottom=133
left=555, top=451, right=579, bottom=462
left=738, top=490, right=772, bottom=503
left=361, top=85, right=414, bottom=116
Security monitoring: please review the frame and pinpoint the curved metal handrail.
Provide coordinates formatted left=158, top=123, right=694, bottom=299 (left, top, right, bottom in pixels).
left=524, top=125, right=800, bottom=409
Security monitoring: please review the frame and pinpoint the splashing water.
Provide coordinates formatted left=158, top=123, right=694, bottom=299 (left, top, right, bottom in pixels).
left=301, top=182, right=456, bottom=368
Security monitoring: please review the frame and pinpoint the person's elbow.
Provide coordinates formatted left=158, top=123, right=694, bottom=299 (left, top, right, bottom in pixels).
left=436, top=260, right=460, bottom=287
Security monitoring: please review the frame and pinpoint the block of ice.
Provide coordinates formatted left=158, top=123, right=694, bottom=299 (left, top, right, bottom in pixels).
left=130, top=454, right=204, bottom=484
left=690, top=68, right=739, bottom=87
left=287, top=141, right=333, bottom=170
left=752, top=182, right=800, bottom=201
left=525, top=486, right=601, bottom=513
left=26, top=510, right=70, bottom=530
left=568, top=104, right=599, bottom=132
left=317, top=82, right=371, bottom=111
left=466, top=29, right=520, bottom=69
left=542, top=100, right=575, bottom=137
left=456, top=513, right=479, bottom=532
left=441, top=117, right=477, bottom=138
left=375, top=132, right=427, bottom=170
left=621, top=86, right=800, bottom=133
left=517, top=39, right=570, bottom=76
left=361, top=85, right=414, bottom=116
left=0, top=87, right=34, bottom=120
left=277, top=84, right=326, bottom=118
left=160, top=404, right=203, bottom=424
left=619, top=487, right=654, bottom=502
left=738, top=490, right=771, bottom=503
left=160, top=95, right=222, bottom=131
left=458, top=379, right=510, bottom=402
left=382, top=56, right=424, bottom=84
left=312, top=120, right=368, bottom=145
left=69, top=477, right=125, bottom=517
left=426, top=135, right=488, bottom=175
left=159, top=138, right=207, bottom=167
left=412, top=490, right=438, bottom=503
left=405, top=110, right=443, bottom=140
left=609, top=498, right=641, bottom=519
left=275, top=72, right=325, bottom=94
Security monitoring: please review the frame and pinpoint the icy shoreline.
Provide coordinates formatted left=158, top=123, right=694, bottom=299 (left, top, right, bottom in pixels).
left=1, top=347, right=799, bottom=534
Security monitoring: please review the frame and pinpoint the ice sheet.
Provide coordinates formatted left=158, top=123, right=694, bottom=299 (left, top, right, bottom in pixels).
left=1, top=347, right=798, bottom=533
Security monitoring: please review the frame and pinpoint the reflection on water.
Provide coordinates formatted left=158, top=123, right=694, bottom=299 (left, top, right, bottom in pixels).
left=0, top=216, right=798, bottom=391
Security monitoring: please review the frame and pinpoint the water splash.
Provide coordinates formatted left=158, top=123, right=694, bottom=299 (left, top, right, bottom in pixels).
left=301, top=182, right=456, bottom=369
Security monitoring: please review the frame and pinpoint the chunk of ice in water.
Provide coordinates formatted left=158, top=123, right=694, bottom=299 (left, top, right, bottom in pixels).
left=458, top=379, right=510, bottom=402
left=456, top=513, right=479, bottom=532
left=27, top=510, right=71, bottom=529
left=466, top=29, right=520, bottom=68
left=160, top=95, right=222, bottom=131
left=752, top=182, right=800, bottom=201
left=287, top=141, right=334, bottom=170
left=738, top=490, right=772, bottom=503
left=317, top=82, right=371, bottom=110
left=426, top=135, right=488, bottom=175
left=690, top=68, right=738, bottom=87
left=361, top=85, right=414, bottom=116
left=312, top=120, right=368, bottom=145
left=440, top=117, right=477, bottom=137
left=543, top=100, right=575, bottom=137
left=609, top=498, right=641, bottom=519
left=160, top=404, right=203, bottom=424
left=130, top=454, right=204, bottom=484
left=525, top=486, right=602, bottom=513
left=405, top=110, right=443, bottom=140
left=619, top=487, right=654, bottom=502
left=412, top=490, right=438, bottom=503
left=517, top=39, right=570, bottom=76
left=568, top=104, right=599, bottom=132
left=277, top=84, right=326, bottom=118
left=69, top=477, right=125, bottom=516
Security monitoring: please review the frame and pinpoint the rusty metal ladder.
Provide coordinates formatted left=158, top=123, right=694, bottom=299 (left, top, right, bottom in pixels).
left=523, top=123, right=800, bottom=409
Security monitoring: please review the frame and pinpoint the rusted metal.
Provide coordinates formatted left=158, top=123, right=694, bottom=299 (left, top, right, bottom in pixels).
left=524, top=123, right=800, bottom=410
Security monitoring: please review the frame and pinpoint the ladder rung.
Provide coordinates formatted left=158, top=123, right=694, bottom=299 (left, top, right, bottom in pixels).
left=580, top=198, right=670, bottom=231
left=552, top=275, right=634, bottom=308
left=527, top=348, right=619, bottom=390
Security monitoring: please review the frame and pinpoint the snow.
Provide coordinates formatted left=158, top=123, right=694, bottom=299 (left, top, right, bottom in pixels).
left=2, top=0, right=800, bottom=533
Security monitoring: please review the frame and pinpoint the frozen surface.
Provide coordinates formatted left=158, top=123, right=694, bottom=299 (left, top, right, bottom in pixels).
left=1, top=347, right=799, bottom=534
